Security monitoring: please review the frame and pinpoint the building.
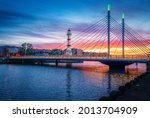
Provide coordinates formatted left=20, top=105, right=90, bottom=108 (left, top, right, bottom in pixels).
left=0, top=46, right=19, bottom=57
left=34, top=49, right=51, bottom=56
left=63, top=48, right=83, bottom=56
left=72, top=48, right=83, bottom=56
left=83, top=52, right=107, bottom=57
left=49, top=49, right=63, bottom=56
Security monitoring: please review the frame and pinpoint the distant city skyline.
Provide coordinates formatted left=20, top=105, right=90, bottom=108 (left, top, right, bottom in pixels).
left=0, top=0, right=150, bottom=49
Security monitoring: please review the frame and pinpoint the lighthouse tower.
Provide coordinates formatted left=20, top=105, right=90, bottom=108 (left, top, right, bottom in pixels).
left=66, top=29, right=72, bottom=56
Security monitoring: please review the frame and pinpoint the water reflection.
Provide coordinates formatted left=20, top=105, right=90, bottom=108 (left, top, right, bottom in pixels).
left=107, top=73, right=111, bottom=94
left=66, top=69, right=72, bottom=100
left=0, top=62, right=146, bottom=101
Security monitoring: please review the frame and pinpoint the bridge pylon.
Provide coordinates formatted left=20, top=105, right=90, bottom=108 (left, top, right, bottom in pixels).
left=107, top=4, right=111, bottom=59
left=122, top=13, right=125, bottom=58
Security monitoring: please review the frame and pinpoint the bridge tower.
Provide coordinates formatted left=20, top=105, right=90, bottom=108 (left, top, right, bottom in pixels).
left=107, top=4, right=111, bottom=59
left=66, top=29, right=72, bottom=56
left=122, top=13, right=125, bottom=58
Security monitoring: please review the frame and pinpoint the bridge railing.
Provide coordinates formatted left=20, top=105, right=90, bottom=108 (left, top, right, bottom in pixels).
left=9, top=55, right=150, bottom=60
left=111, top=55, right=150, bottom=60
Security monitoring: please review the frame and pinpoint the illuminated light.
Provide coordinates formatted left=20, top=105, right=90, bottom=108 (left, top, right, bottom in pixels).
left=108, top=4, right=110, bottom=11
left=122, top=13, right=125, bottom=19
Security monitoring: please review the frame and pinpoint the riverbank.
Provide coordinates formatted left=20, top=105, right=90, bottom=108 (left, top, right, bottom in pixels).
left=116, top=72, right=150, bottom=101
left=99, top=71, right=150, bottom=101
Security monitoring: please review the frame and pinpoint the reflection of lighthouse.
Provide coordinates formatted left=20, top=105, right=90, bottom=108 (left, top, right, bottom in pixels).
left=66, top=29, right=72, bottom=56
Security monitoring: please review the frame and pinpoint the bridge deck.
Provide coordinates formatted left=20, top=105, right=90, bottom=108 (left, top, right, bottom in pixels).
left=1, top=56, right=150, bottom=68
left=3, top=56, right=150, bottom=63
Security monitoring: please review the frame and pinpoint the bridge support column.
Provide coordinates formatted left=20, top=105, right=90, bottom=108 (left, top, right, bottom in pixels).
left=66, top=63, right=72, bottom=68
left=6, top=58, right=9, bottom=64
left=41, top=61, right=43, bottom=65
left=109, top=65, right=125, bottom=73
left=146, top=63, right=150, bottom=72
left=55, top=60, right=58, bottom=66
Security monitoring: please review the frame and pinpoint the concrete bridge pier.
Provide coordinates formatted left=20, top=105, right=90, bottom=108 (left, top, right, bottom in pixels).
left=100, top=60, right=133, bottom=73
left=55, top=60, right=58, bottom=66
left=66, top=63, right=72, bottom=68
left=146, top=63, right=150, bottom=72
left=6, top=58, right=9, bottom=64
left=40, top=61, right=43, bottom=65
left=109, top=65, right=125, bottom=73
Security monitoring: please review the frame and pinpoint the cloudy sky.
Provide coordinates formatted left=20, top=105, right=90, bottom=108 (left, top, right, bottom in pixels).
left=0, top=0, right=150, bottom=49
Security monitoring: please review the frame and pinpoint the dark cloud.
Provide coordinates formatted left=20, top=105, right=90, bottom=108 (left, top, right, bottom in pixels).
left=0, top=10, right=36, bottom=27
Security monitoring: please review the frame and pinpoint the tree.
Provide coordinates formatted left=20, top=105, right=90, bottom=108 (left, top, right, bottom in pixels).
left=19, top=43, right=34, bottom=56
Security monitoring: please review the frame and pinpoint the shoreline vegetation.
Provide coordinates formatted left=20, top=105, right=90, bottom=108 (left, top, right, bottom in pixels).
left=100, top=70, right=150, bottom=101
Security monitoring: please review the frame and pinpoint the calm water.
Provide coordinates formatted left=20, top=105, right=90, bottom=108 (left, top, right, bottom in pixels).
left=0, top=62, right=146, bottom=101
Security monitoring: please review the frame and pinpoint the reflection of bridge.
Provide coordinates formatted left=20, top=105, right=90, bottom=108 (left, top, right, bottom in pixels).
left=0, top=4, right=150, bottom=71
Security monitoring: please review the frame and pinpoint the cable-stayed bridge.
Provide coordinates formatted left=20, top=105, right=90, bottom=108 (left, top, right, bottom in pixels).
left=1, top=5, right=150, bottom=71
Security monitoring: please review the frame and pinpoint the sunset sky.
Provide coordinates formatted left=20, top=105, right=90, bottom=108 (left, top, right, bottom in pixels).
left=0, top=0, right=150, bottom=52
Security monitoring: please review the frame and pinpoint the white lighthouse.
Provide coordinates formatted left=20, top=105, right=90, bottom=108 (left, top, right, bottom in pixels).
left=66, top=29, right=72, bottom=56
